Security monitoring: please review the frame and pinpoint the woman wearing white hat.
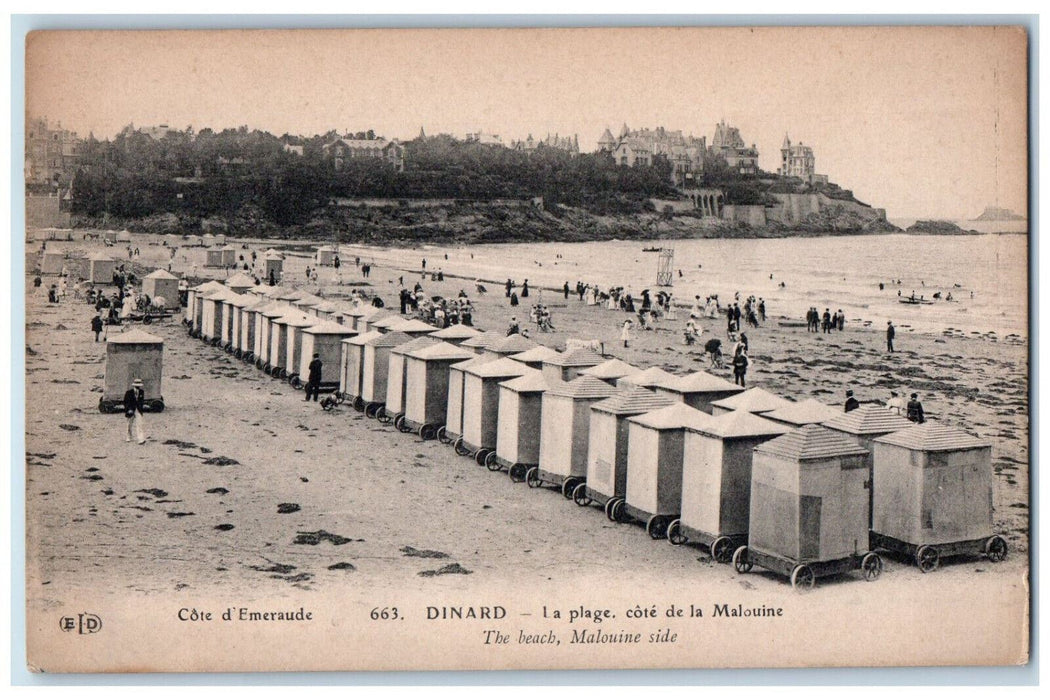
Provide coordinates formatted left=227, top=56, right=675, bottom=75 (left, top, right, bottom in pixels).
left=123, top=378, right=146, bottom=444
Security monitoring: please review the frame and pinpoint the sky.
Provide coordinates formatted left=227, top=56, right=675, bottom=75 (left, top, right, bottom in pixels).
left=25, top=25, right=1029, bottom=220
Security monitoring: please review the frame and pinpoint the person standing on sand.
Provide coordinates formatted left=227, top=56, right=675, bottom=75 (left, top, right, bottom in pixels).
left=564, top=281, right=570, bottom=300
left=844, top=390, right=860, bottom=413
left=886, top=320, right=896, bottom=352
left=836, top=309, right=845, bottom=331
left=510, top=292, right=519, bottom=307
left=822, top=308, right=832, bottom=334
left=522, top=279, right=529, bottom=298
left=91, top=314, right=104, bottom=342
left=732, top=348, right=749, bottom=387
left=305, top=353, right=322, bottom=402
left=123, top=378, right=146, bottom=444
left=886, top=391, right=905, bottom=416
left=621, top=319, right=633, bottom=348
left=907, top=393, right=925, bottom=423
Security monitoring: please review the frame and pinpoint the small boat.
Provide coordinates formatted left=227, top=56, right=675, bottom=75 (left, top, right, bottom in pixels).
left=898, top=297, right=935, bottom=305
left=641, top=247, right=662, bottom=252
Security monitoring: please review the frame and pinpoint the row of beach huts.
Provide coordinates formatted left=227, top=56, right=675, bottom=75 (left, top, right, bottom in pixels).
left=100, top=274, right=1009, bottom=590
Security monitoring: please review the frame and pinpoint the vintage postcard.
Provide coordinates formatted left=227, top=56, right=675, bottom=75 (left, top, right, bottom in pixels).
left=22, top=25, right=1029, bottom=673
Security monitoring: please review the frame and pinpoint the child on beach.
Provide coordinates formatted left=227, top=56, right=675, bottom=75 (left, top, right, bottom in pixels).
left=621, top=319, right=633, bottom=348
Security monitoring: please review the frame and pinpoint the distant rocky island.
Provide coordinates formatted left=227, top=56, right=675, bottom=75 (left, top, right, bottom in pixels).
left=972, top=206, right=1026, bottom=222
left=906, top=220, right=980, bottom=235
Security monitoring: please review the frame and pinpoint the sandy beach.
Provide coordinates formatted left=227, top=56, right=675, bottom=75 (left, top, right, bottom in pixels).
left=23, top=234, right=1029, bottom=670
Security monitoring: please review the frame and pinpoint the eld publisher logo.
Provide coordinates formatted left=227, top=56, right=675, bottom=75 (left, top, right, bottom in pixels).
left=60, top=613, right=102, bottom=635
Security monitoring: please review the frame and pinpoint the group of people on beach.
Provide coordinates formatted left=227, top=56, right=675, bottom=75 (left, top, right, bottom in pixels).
left=399, top=283, right=476, bottom=328
left=845, top=389, right=926, bottom=424
left=806, top=307, right=846, bottom=333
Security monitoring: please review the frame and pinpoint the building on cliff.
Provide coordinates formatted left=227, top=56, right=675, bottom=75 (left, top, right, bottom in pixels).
left=511, top=133, right=579, bottom=156
left=711, top=120, right=759, bottom=175
left=778, top=134, right=828, bottom=185
left=25, top=115, right=83, bottom=189
left=322, top=135, right=405, bottom=172
left=598, top=124, right=706, bottom=187
left=465, top=132, right=504, bottom=146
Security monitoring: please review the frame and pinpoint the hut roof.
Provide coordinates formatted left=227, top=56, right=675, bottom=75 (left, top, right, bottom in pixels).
left=460, top=330, right=506, bottom=349
left=107, top=328, right=164, bottom=345
left=692, top=410, right=791, bottom=439
left=221, top=244, right=238, bottom=251
left=284, top=314, right=320, bottom=328
left=450, top=355, right=489, bottom=371
left=304, top=320, right=355, bottom=336
left=144, top=269, right=178, bottom=280
left=294, top=294, right=325, bottom=308
left=823, top=404, right=913, bottom=436
left=578, top=358, right=641, bottom=380
left=628, top=402, right=714, bottom=431
left=259, top=302, right=292, bottom=318
left=618, top=366, right=678, bottom=389
left=203, top=287, right=235, bottom=301
left=391, top=335, right=442, bottom=356
left=224, top=272, right=255, bottom=288
left=510, top=346, right=562, bottom=364
left=390, top=318, right=438, bottom=334
left=406, top=341, right=475, bottom=362
left=263, top=248, right=284, bottom=259
left=311, top=300, right=339, bottom=313
left=317, top=245, right=337, bottom=252
left=545, top=375, right=621, bottom=400
left=873, top=420, right=990, bottom=452
left=500, top=369, right=549, bottom=393
left=464, top=357, right=530, bottom=379
left=430, top=324, right=482, bottom=340
left=710, top=387, right=792, bottom=414
left=275, top=289, right=306, bottom=302
left=257, top=285, right=288, bottom=298
left=663, top=370, right=740, bottom=394
left=227, top=293, right=256, bottom=307
left=345, top=330, right=383, bottom=347
left=763, top=398, right=840, bottom=427
left=372, top=315, right=407, bottom=330
left=358, top=307, right=389, bottom=322
left=363, top=330, right=413, bottom=348
left=591, top=386, right=675, bottom=416
left=192, top=280, right=227, bottom=294
left=487, top=333, right=538, bottom=354
left=343, top=305, right=369, bottom=318
left=544, top=347, right=605, bottom=367
left=755, top=424, right=870, bottom=462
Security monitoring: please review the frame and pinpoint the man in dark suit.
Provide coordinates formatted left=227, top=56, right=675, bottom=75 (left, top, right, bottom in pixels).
left=844, top=390, right=860, bottom=413
left=305, top=354, right=323, bottom=402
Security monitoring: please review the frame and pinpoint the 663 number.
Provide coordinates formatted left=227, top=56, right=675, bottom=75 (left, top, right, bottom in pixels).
left=370, top=607, right=400, bottom=621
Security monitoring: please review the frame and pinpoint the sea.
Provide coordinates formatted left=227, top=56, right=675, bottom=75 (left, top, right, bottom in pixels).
left=336, top=231, right=1028, bottom=339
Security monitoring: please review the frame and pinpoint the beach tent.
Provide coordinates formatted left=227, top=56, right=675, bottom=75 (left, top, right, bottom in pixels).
left=578, top=358, right=641, bottom=387
left=540, top=347, right=604, bottom=384
left=443, top=355, right=489, bottom=444
left=402, top=341, right=475, bottom=437
left=88, top=252, right=117, bottom=284
left=429, top=323, right=482, bottom=347
left=263, top=252, right=284, bottom=281
left=297, top=321, right=356, bottom=390
left=763, top=398, right=840, bottom=428
left=205, top=247, right=225, bottom=268
left=184, top=234, right=203, bottom=247
left=116, top=230, right=132, bottom=243
left=459, top=358, right=531, bottom=461
left=359, top=331, right=414, bottom=413
left=871, top=422, right=1003, bottom=571
left=142, top=269, right=179, bottom=307
left=40, top=250, right=65, bottom=275
left=823, top=404, right=913, bottom=528
left=101, top=230, right=118, bottom=243
left=617, top=366, right=678, bottom=391
left=482, top=333, right=537, bottom=361
left=213, top=234, right=227, bottom=246
left=624, top=403, right=715, bottom=538
left=709, top=387, right=792, bottom=416
left=675, top=410, right=789, bottom=560
left=509, top=345, right=561, bottom=371
left=385, top=336, right=443, bottom=422
left=340, top=330, right=383, bottom=402
left=537, top=375, right=620, bottom=497
left=653, top=370, right=743, bottom=413
left=100, top=328, right=164, bottom=413
left=224, top=271, right=255, bottom=294
left=584, top=386, right=675, bottom=518
left=743, top=425, right=877, bottom=588
left=315, top=245, right=337, bottom=266
left=201, top=233, right=217, bottom=248
left=220, top=245, right=238, bottom=267
left=492, top=370, right=550, bottom=477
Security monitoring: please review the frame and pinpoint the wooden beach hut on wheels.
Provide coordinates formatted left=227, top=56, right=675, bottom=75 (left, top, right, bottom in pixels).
left=296, top=321, right=356, bottom=393
left=653, top=370, right=743, bottom=414
left=732, top=424, right=884, bottom=590
left=402, top=341, right=475, bottom=441
left=99, top=328, right=165, bottom=413
left=669, top=410, right=789, bottom=561
left=492, top=370, right=550, bottom=481
left=870, top=421, right=1006, bottom=572
left=455, top=357, right=530, bottom=464
left=385, top=335, right=443, bottom=427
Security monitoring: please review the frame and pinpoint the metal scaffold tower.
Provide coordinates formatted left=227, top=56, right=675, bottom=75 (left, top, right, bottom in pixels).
left=656, top=247, right=674, bottom=286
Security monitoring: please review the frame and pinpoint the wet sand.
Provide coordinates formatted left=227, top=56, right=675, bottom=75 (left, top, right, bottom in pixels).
left=25, top=236, right=1028, bottom=605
